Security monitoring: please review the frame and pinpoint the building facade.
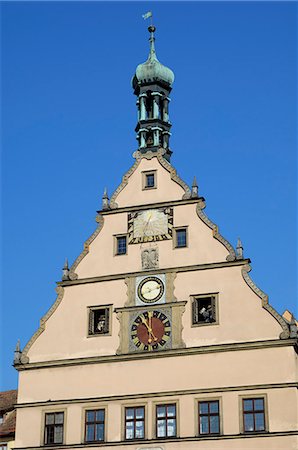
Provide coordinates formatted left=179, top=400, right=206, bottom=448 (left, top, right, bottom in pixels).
left=14, top=24, right=298, bottom=450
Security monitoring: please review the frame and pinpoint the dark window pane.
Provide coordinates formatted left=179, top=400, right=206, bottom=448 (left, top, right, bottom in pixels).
left=244, top=413, right=254, bottom=432
left=45, top=414, right=54, bottom=425
left=117, top=236, right=127, bottom=254
left=135, top=421, right=144, bottom=438
left=210, top=415, right=220, bottom=433
left=200, top=416, right=209, bottom=434
left=125, top=423, right=134, bottom=440
left=209, top=401, right=219, bottom=413
left=136, top=407, right=144, bottom=419
left=167, top=405, right=176, bottom=417
left=244, top=399, right=253, bottom=411
left=55, top=413, right=64, bottom=424
left=254, top=399, right=264, bottom=411
left=96, top=410, right=105, bottom=422
left=95, top=423, right=104, bottom=441
left=54, top=425, right=63, bottom=444
left=199, top=402, right=209, bottom=414
left=146, top=174, right=155, bottom=187
left=157, top=406, right=166, bottom=418
left=86, top=411, right=95, bottom=422
left=255, top=413, right=265, bottom=431
left=176, top=229, right=186, bottom=247
left=86, top=424, right=95, bottom=441
left=126, top=408, right=134, bottom=420
left=167, top=418, right=176, bottom=437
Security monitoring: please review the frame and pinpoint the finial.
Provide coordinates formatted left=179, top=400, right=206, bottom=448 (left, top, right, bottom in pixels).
left=142, top=11, right=157, bottom=61
left=62, top=258, right=70, bottom=281
left=102, top=187, right=110, bottom=210
left=14, top=339, right=22, bottom=365
left=191, top=176, right=199, bottom=198
left=236, top=238, right=244, bottom=259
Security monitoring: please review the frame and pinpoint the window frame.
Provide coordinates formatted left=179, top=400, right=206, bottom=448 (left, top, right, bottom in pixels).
left=197, top=399, right=221, bottom=436
left=240, top=395, right=268, bottom=434
left=173, top=227, right=188, bottom=249
left=155, top=403, right=178, bottom=439
left=114, top=234, right=128, bottom=256
left=87, top=304, right=112, bottom=337
left=43, top=411, right=65, bottom=446
left=123, top=405, right=146, bottom=441
left=191, top=293, right=219, bottom=327
left=142, top=170, right=157, bottom=190
left=84, top=408, right=105, bottom=443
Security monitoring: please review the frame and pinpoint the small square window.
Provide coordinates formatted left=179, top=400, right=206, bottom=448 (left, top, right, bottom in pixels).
left=242, top=398, right=266, bottom=433
left=115, top=235, right=127, bottom=255
left=88, top=306, right=110, bottom=336
left=142, top=170, right=156, bottom=190
left=192, top=295, right=217, bottom=325
left=198, top=401, right=220, bottom=435
left=174, top=228, right=187, bottom=248
left=125, top=406, right=145, bottom=440
left=156, top=404, right=177, bottom=438
left=85, top=409, right=105, bottom=442
left=44, top=412, right=64, bottom=445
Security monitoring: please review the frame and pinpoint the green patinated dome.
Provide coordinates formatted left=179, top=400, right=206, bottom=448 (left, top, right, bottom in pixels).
left=132, top=26, right=174, bottom=89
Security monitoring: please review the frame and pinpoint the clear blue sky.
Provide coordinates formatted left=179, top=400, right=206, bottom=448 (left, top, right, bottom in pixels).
left=1, top=2, right=297, bottom=390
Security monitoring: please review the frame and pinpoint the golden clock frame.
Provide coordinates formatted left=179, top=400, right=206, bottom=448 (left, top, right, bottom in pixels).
left=124, top=272, right=177, bottom=307
left=115, top=301, right=187, bottom=355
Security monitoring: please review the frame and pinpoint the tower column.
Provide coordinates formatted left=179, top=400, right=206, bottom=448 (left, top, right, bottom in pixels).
left=139, top=94, right=147, bottom=121
left=152, top=92, right=162, bottom=119
left=162, top=131, right=171, bottom=148
left=152, top=126, right=163, bottom=147
left=163, top=97, right=170, bottom=122
left=139, top=128, right=148, bottom=148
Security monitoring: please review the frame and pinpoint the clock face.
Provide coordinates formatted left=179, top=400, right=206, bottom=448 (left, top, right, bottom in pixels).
left=128, top=208, right=173, bottom=244
left=131, top=310, right=171, bottom=351
left=137, top=276, right=164, bottom=303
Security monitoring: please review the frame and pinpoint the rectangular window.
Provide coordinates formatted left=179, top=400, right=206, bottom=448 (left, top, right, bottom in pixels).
left=85, top=409, right=105, bottom=442
left=243, top=398, right=265, bottom=433
left=0, top=445, right=7, bottom=450
left=198, top=400, right=220, bottom=435
left=115, top=235, right=127, bottom=255
left=88, top=306, right=110, bottom=336
left=174, top=227, right=187, bottom=248
left=192, top=295, right=217, bottom=325
left=44, top=412, right=64, bottom=445
left=142, top=170, right=156, bottom=190
left=125, top=406, right=145, bottom=440
left=156, top=404, right=177, bottom=438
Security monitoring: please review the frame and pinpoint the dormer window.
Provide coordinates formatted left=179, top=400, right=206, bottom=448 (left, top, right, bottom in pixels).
left=88, top=306, right=111, bottom=336
left=142, top=170, right=156, bottom=190
left=192, top=294, right=218, bottom=326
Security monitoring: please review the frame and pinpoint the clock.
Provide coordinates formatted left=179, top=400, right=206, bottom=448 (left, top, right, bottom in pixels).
left=137, top=276, right=164, bottom=303
left=130, top=310, right=171, bottom=351
left=128, top=208, right=173, bottom=244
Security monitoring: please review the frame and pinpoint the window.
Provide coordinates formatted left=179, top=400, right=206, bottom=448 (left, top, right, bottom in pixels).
left=243, top=398, right=266, bottom=433
left=44, top=412, right=64, bottom=445
left=156, top=404, right=177, bottom=438
left=88, top=306, right=110, bottom=336
left=174, top=227, right=187, bottom=248
left=198, top=400, right=220, bottom=435
left=0, top=413, right=4, bottom=424
left=142, top=170, right=156, bottom=189
left=125, top=406, right=145, bottom=440
left=85, top=409, right=105, bottom=442
left=0, top=445, right=7, bottom=450
left=192, top=294, right=217, bottom=325
left=115, top=235, right=127, bottom=255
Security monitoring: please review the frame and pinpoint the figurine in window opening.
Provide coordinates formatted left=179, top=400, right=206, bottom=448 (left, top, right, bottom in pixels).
left=199, top=305, right=214, bottom=323
left=96, top=315, right=106, bottom=333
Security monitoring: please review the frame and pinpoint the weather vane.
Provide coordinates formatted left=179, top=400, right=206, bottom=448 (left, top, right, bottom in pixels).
left=142, top=11, right=153, bottom=27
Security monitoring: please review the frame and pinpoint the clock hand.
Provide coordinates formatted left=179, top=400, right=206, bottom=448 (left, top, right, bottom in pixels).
left=141, top=315, right=158, bottom=342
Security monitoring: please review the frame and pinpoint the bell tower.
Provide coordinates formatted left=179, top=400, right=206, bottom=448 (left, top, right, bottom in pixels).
left=132, top=24, right=174, bottom=161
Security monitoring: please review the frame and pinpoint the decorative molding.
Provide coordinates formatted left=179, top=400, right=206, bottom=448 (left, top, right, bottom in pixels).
left=100, top=198, right=201, bottom=216
left=20, top=286, right=65, bottom=363
left=15, top=337, right=296, bottom=371
left=58, top=259, right=250, bottom=288
left=109, top=148, right=191, bottom=210
left=241, top=264, right=290, bottom=340
left=15, top=381, right=298, bottom=409
left=69, top=215, right=105, bottom=277
left=11, top=431, right=298, bottom=449
left=196, top=200, right=236, bottom=261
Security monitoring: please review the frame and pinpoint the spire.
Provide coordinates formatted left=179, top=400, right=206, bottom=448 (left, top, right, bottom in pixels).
left=236, top=238, right=244, bottom=259
left=102, top=187, right=110, bottom=211
left=191, top=176, right=199, bottom=198
left=132, top=18, right=174, bottom=161
left=14, top=339, right=22, bottom=365
left=62, top=258, right=70, bottom=281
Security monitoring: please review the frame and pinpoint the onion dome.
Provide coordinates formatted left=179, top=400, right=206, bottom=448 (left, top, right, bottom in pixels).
left=132, top=26, right=174, bottom=90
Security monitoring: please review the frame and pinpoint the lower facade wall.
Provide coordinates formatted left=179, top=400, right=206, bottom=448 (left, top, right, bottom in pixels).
left=14, top=387, right=297, bottom=449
